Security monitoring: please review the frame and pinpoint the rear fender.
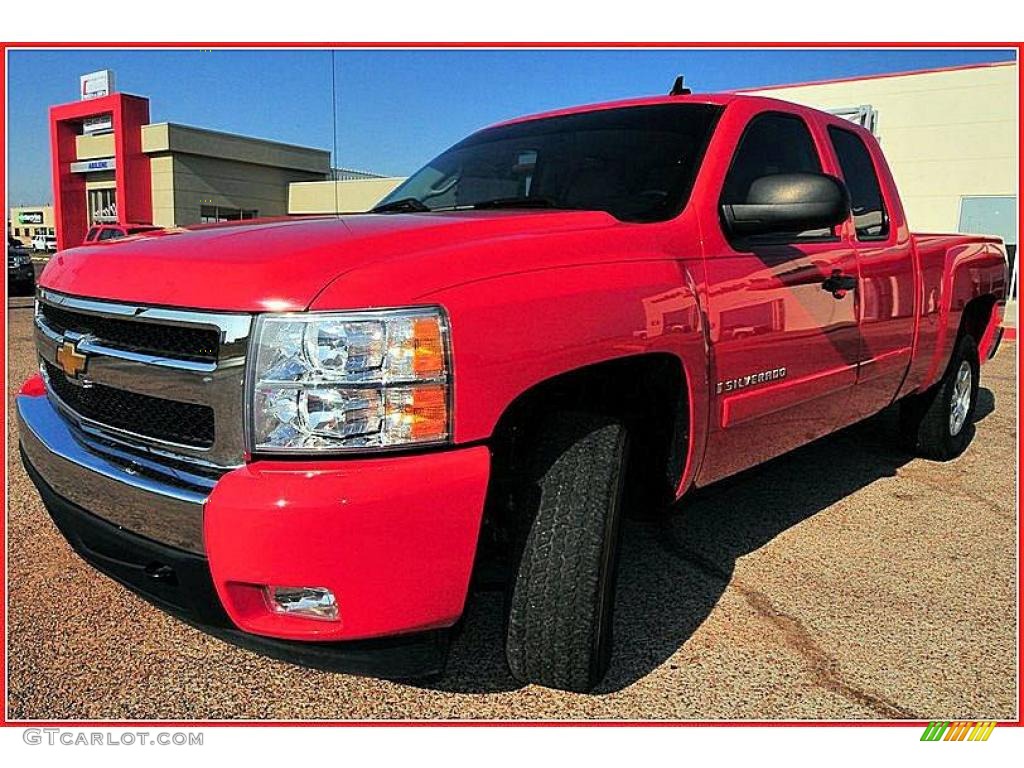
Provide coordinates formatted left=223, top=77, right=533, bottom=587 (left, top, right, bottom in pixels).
left=916, top=240, right=1007, bottom=391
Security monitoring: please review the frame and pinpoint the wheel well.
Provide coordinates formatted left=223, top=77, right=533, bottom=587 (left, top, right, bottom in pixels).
left=960, top=294, right=997, bottom=343
left=475, top=354, right=688, bottom=579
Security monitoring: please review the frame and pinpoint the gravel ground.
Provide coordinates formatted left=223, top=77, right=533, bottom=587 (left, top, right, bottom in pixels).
left=5, top=298, right=1018, bottom=720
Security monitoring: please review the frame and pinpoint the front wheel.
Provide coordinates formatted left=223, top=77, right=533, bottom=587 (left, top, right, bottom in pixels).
left=899, top=334, right=980, bottom=460
left=505, top=412, right=629, bottom=693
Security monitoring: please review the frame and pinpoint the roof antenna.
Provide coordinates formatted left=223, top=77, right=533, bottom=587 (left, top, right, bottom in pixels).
left=669, top=75, right=691, bottom=96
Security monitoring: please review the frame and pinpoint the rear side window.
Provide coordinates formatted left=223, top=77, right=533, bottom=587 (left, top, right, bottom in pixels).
left=828, top=126, right=889, bottom=240
left=97, top=228, right=122, bottom=241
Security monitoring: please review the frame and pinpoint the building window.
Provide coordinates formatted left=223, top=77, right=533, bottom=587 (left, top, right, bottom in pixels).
left=88, top=188, right=118, bottom=224
left=959, top=195, right=1018, bottom=295
left=200, top=205, right=258, bottom=223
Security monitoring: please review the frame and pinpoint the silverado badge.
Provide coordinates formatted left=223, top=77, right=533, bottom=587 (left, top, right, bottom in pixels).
left=56, top=339, right=88, bottom=378
left=717, top=366, right=786, bottom=395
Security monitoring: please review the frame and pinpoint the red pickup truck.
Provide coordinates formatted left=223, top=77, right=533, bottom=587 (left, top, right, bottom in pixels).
left=18, top=91, right=1008, bottom=693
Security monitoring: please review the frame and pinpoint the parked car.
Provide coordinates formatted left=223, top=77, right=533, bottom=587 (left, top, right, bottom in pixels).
left=18, top=90, right=1008, bottom=692
left=7, top=236, right=35, bottom=295
left=84, top=223, right=162, bottom=243
left=30, top=233, right=57, bottom=252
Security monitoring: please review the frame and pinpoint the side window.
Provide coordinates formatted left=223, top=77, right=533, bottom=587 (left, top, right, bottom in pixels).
left=722, top=113, right=821, bottom=203
left=828, top=126, right=889, bottom=240
left=97, top=228, right=121, bottom=241
left=721, top=112, right=825, bottom=241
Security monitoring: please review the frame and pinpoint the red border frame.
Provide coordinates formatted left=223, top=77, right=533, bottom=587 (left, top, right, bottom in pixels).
left=1, top=41, right=1021, bottom=729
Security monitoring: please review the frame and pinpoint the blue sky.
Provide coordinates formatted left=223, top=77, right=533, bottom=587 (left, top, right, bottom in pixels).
left=7, top=47, right=1016, bottom=204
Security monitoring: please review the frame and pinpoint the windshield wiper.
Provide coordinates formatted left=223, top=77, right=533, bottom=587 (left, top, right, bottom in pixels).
left=370, top=197, right=431, bottom=214
left=470, top=196, right=565, bottom=210
left=372, top=195, right=570, bottom=214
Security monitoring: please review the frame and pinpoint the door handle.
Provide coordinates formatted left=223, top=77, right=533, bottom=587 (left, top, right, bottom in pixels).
left=821, top=270, right=857, bottom=299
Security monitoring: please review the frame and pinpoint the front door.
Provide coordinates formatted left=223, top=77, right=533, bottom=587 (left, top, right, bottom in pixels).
left=696, top=107, right=862, bottom=485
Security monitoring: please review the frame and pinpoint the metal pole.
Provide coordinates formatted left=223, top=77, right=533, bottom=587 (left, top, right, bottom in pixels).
left=331, top=50, right=340, bottom=218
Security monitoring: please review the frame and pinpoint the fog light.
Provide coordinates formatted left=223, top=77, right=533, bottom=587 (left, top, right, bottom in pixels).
left=265, top=586, right=339, bottom=621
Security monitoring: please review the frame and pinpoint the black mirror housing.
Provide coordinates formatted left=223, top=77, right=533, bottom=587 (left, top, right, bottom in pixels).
left=721, top=172, right=850, bottom=238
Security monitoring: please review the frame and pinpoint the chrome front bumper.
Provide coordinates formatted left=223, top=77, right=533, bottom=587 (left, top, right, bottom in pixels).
left=17, top=393, right=209, bottom=554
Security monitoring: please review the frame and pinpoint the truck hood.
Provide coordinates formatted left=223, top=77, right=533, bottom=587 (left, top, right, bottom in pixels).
left=39, top=211, right=619, bottom=312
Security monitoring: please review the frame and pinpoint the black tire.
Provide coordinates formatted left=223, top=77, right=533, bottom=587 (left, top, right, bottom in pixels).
left=899, top=334, right=980, bottom=460
left=505, top=412, right=629, bottom=692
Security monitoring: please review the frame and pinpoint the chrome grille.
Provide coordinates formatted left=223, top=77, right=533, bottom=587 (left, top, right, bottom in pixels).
left=39, top=303, right=220, bottom=363
left=35, top=289, right=252, bottom=471
left=42, top=360, right=216, bottom=448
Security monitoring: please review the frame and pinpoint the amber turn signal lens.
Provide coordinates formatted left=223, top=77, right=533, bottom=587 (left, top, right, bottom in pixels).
left=409, top=385, right=448, bottom=440
left=412, top=317, right=446, bottom=377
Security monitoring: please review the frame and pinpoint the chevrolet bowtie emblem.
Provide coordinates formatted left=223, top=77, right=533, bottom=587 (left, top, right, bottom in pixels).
left=56, top=339, right=88, bottom=378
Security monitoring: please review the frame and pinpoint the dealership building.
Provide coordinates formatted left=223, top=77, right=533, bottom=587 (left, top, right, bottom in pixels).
left=11, top=62, right=1018, bottom=274
left=39, top=70, right=402, bottom=250
left=48, top=73, right=329, bottom=249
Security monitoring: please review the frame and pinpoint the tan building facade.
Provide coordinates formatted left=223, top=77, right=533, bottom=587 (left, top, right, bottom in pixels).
left=744, top=61, right=1018, bottom=250
left=8, top=205, right=55, bottom=247
left=73, top=123, right=331, bottom=228
left=288, top=177, right=405, bottom=215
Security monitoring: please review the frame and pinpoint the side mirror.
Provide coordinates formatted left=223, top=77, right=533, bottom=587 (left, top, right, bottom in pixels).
left=721, top=172, right=850, bottom=238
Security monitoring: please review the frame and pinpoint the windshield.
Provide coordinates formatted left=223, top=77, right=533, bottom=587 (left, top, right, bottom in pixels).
left=376, top=103, right=722, bottom=223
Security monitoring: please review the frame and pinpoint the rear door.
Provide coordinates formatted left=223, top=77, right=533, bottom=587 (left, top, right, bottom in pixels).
left=697, top=105, right=862, bottom=485
left=825, top=123, right=916, bottom=419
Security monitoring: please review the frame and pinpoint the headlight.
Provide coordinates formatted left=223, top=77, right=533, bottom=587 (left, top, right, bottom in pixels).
left=12, top=252, right=32, bottom=267
left=248, top=307, right=451, bottom=452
